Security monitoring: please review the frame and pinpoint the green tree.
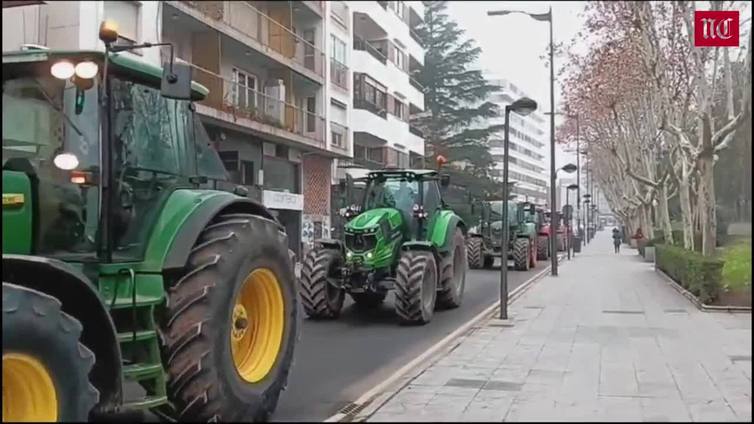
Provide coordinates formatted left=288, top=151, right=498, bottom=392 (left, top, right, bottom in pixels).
left=414, top=0, right=502, bottom=173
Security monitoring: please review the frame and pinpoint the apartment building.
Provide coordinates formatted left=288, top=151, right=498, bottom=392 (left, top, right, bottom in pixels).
left=485, top=76, right=549, bottom=206
left=344, top=0, right=426, bottom=171
left=2, top=1, right=357, bottom=256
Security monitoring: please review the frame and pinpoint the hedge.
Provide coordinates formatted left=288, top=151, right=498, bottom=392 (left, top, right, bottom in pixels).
left=656, top=244, right=724, bottom=304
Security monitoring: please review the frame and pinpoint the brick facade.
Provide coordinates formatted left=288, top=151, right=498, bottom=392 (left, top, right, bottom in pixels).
left=302, top=155, right=333, bottom=254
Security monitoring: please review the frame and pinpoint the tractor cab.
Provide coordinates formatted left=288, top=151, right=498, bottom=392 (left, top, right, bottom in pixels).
left=2, top=48, right=227, bottom=263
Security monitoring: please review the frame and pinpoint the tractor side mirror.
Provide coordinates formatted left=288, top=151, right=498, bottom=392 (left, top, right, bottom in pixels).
left=439, top=174, right=450, bottom=187
left=161, top=61, right=192, bottom=100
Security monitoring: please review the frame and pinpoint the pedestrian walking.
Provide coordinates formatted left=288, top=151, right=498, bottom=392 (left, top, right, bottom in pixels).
left=612, top=227, right=621, bottom=253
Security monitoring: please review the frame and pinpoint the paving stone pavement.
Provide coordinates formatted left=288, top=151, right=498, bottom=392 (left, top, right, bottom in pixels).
left=367, top=231, right=752, bottom=422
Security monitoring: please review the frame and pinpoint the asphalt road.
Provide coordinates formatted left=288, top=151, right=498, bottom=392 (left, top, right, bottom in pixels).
left=271, top=258, right=548, bottom=422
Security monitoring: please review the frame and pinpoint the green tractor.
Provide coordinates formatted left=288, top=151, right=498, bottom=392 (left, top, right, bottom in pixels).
left=2, top=24, right=298, bottom=422
left=466, top=201, right=538, bottom=271
left=300, top=169, right=467, bottom=325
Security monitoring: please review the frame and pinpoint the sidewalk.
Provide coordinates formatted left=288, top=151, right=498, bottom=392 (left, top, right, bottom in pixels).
left=367, top=231, right=752, bottom=422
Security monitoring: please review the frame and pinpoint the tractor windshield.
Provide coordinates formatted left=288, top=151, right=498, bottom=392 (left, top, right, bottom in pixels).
left=363, top=176, right=419, bottom=216
left=3, top=65, right=101, bottom=258
left=489, top=201, right=504, bottom=220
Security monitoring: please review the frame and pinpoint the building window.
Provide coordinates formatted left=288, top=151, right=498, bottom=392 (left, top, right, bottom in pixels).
left=331, top=130, right=344, bottom=147
left=241, top=160, right=255, bottom=185
left=390, top=1, right=405, bottom=20
left=103, top=1, right=140, bottom=45
left=231, top=67, right=257, bottom=110
left=331, top=1, right=349, bottom=28
left=353, top=73, right=387, bottom=118
left=394, top=46, right=406, bottom=71
left=393, top=97, right=406, bottom=121
left=331, top=34, right=347, bottom=64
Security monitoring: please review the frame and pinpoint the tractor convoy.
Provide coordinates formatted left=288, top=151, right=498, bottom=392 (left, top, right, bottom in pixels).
left=1, top=19, right=557, bottom=424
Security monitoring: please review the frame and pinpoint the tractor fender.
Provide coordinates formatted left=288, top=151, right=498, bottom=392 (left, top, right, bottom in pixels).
left=160, top=190, right=281, bottom=271
left=433, top=214, right=467, bottom=252
left=2, top=254, right=122, bottom=413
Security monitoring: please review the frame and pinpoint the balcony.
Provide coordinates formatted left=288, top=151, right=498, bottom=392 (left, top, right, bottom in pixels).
left=174, top=1, right=325, bottom=81
left=410, top=28, right=423, bottom=47
left=353, top=36, right=388, bottom=65
left=409, top=124, right=423, bottom=138
left=330, top=58, right=349, bottom=91
left=193, top=67, right=326, bottom=148
left=409, top=76, right=424, bottom=92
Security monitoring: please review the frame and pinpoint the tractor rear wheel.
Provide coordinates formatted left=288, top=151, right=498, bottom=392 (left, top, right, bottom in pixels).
left=437, top=228, right=466, bottom=310
left=2, top=283, right=99, bottom=422
left=483, top=255, right=495, bottom=269
left=350, top=292, right=386, bottom=309
left=466, top=237, right=483, bottom=269
left=162, top=213, right=298, bottom=422
left=394, top=251, right=438, bottom=325
left=536, top=235, right=549, bottom=260
left=300, top=248, right=345, bottom=319
left=512, top=238, right=530, bottom=271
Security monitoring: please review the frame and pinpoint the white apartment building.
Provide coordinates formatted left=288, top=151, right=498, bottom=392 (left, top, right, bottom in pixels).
left=345, top=0, right=426, bottom=171
left=486, top=76, right=549, bottom=206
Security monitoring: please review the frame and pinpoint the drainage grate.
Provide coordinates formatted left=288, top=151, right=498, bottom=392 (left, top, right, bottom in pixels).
left=729, top=355, right=752, bottom=363
left=335, top=401, right=370, bottom=420
left=663, top=309, right=688, bottom=313
left=602, top=310, right=645, bottom=315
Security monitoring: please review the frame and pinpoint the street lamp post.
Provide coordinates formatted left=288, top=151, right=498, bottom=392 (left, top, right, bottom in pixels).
left=566, top=183, right=579, bottom=259
left=555, top=164, right=577, bottom=260
left=488, top=6, right=556, bottom=276
left=500, top=97, right=537, bottom=320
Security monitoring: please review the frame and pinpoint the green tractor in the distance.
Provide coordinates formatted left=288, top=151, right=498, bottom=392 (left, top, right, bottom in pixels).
left=466, top=201, right=538, bottom=271
left=2, top=22, right=298, bottom=422
left=300, top=169, right=467, bottom=325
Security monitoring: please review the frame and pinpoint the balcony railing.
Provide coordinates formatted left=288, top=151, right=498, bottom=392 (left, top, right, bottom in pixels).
left=330, top=58, right=349, bottom=90
left=330, top=121, right=349, bottom=153
left=409, top=75, right=424, bottom=92
left=192, top=66, right=325, bottom=147
left=409, top=124, right=424, bottom=138
left=180, top=1, right=325, bottom=78
left=353, top=36, right=388, bottom=65
left=410, top=28, right=424, bottom=47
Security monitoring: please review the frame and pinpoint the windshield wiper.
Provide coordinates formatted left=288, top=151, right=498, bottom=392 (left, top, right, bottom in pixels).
left=33, top=80, right=88, bottom=140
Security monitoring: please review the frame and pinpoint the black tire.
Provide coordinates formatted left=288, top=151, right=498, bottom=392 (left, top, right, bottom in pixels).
left=466, top=237, right=483, bottom=269
left=299, top=248, right=345, bottom=319
left=161, top=213, right=298, bottom=422
left=394, top=251, right=438, bottom=325
left=2, top=282, right=99, bottom=421
left=512, top=238, right=530, bottom=271
left=536, top=235, right=549, bottom=260
left=350, top=292, right=386, bottom=309
left=483, top=255, right=495, bottom=269
left=437, top=228, right=466, bottom=310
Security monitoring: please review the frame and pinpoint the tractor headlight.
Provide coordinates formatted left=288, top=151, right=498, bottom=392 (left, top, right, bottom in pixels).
left=346, top=251, right=353, bottom=259
left=366, top=251, right=373, bottom=260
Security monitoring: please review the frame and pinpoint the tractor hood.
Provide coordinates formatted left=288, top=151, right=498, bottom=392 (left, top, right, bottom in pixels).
left=345, top=208, right=403, bottom=232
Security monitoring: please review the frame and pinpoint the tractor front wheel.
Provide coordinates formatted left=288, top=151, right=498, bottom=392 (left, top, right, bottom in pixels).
left=466, top=237, right=483, bottom=269
left=162, top=213, right=298, bottom=422
left=2, top=283, right=99, bottom=422
left=300, top=248, right=345, bottom=319
left=437, top=228, right=466, bottom=310
left=512, top=238, right=530, bottom=271
left=394, top=251, right=438, bottom=325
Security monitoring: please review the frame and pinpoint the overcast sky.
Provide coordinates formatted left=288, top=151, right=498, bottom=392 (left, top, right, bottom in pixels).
left=446, top=1, right=588, bottom=169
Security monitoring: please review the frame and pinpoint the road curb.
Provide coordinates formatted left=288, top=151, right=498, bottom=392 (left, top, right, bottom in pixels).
left=324, top=254, right=564, bottom=423
left=655, top=267, right=752, bottom=313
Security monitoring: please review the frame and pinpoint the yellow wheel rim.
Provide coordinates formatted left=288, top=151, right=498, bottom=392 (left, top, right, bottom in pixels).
left=230, top=268, right=285, bottom=383
left=2, top=353, right=58, bottom=422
